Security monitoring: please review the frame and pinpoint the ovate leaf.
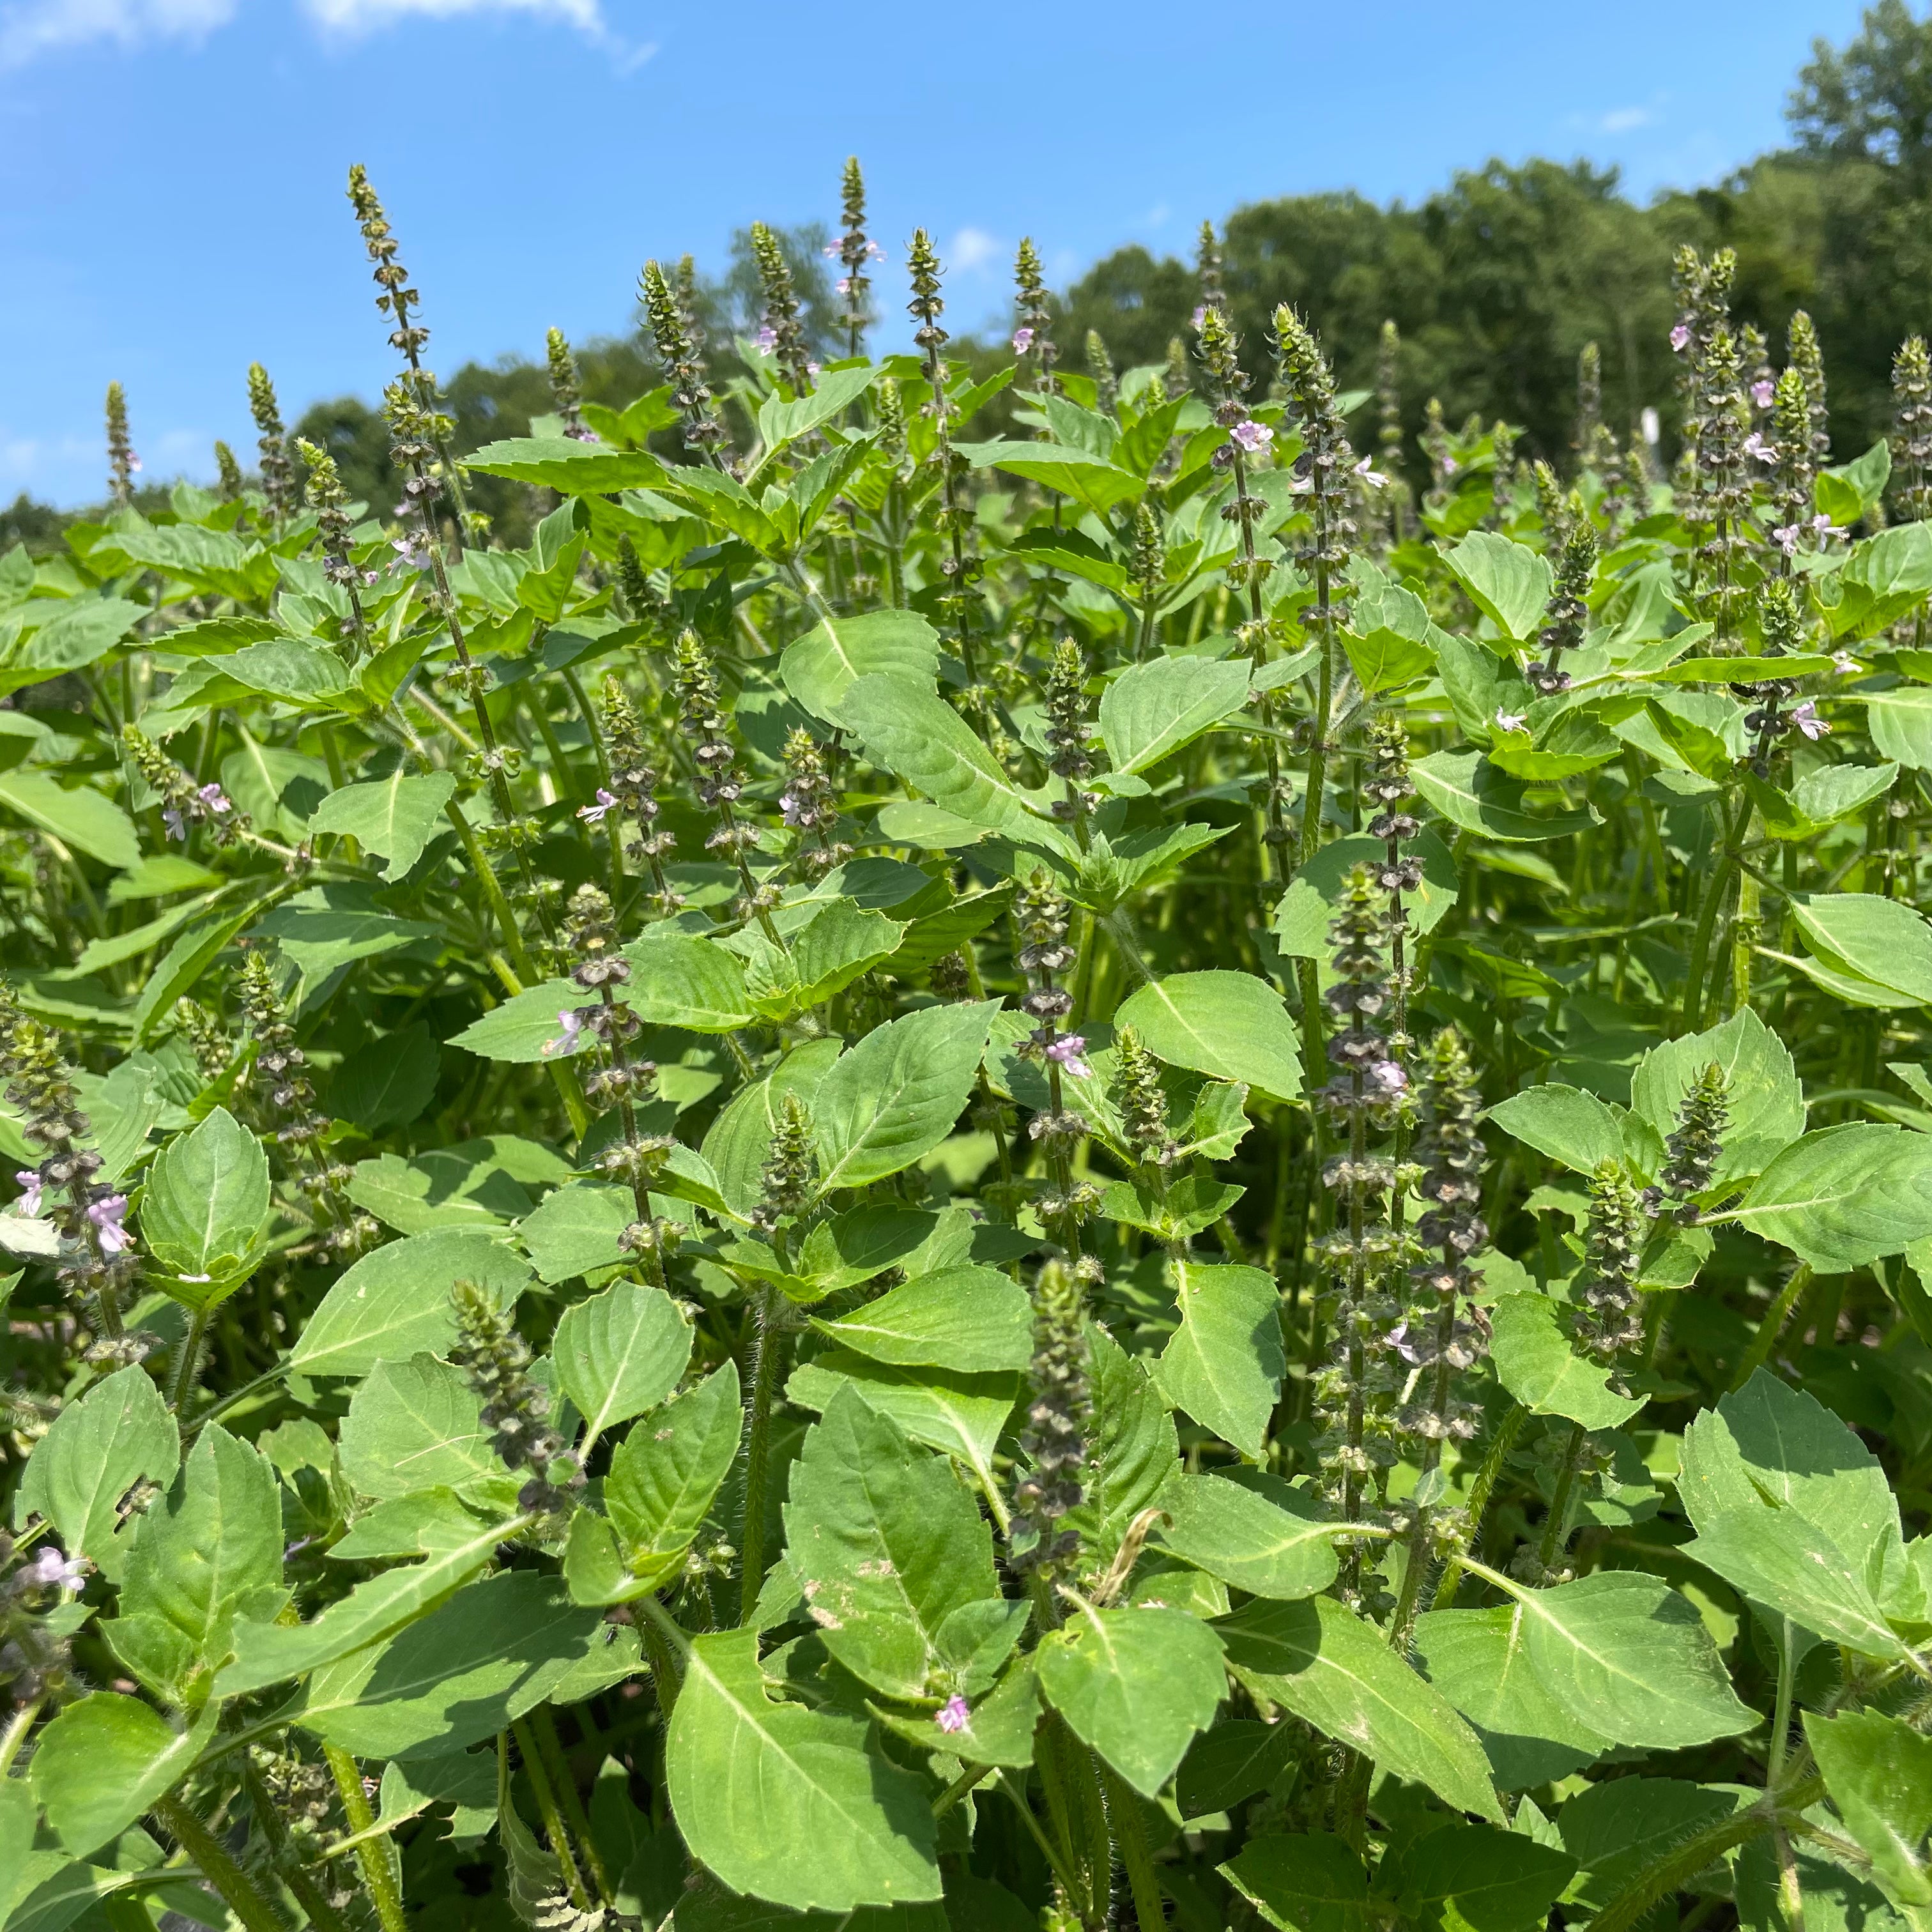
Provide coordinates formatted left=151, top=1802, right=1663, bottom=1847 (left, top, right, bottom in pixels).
left=1115, top=970, right=1303, bottom=1103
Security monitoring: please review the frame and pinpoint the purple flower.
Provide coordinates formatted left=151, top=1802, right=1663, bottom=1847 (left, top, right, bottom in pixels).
left=935, top=1695, right=970, bottom=1734
left=1366, top=1060, right=1409, bottom=1094
left=754, top=326, right=778, bottom=355
left=565, top=425, right=599, bottom=443
left=20, top=1545, right=86, bottom=1592
left=162, top=807, right=185, bottom=842
left=779, top=788, right=807, bottom=827
left=1751, top=379, right=1776, bottom=408
left=1388, top=1321, right=1422, bottom=1366
left=1742, top=432, right=1775, bottom=464
left=542, top=1009, right=586, bottom=1058
left=1792, top=701, right=1830, bottom=741
left=1812, top=512, right=1843, bottom=540
left=867, top=241, right=886, bottom=261
left=388, top=534, right=430, bottom=574
left=836, top=277, right=852, bottom=295
left=1230, top=420, right=1273, bottom=454
left=1833, top=651, right=1861, bottom=675
left=806, top=360, right=822, bottom=378
left=1190, top=305, right=1208, bottom=330
left=1354, top=456, right=1388, bottom=488
left=1046, top=1034, right=1092, bottom=1079
left=1494, top=709, right=1528, bottom=734
left=197, top=782, right=231, bottom=816
left=577, top=788, right=618, bottom=825
left=1772, top=522, right=1803, bottom=556
left=1442, top=455, right=1460, bottom=475
left=1670, top=323, right=1692, bottom=352
left=88, top=1193, right=130, bottom=1257
left=14, top=1169, right=41, bottom=1217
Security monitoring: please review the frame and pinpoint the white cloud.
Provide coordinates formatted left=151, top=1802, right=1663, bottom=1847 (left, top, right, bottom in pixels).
left=300, top=0, right=653, bottom=67
left=0, top=0, right=234, bottom=70
left=948, top=227, right=1000, bottom=275
left=1598, top=105, right=1656, bottom=134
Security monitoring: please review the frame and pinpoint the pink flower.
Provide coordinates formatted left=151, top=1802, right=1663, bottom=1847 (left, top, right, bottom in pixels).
left=1354, top=457, right=1388, bottom=487
left=1742, top=432, right=1775, bottom=464
left=1792, top=701, right=1829, bottom=740
left=807, top=360, right=822, bottom=378
left=1751, top=379, right=1776, bottom=409
left=1772, top=522, right=1804, bottom=556
left=754, top=326, right=778, bottom=355
left=88, top=1194, right=130, bottom=1257
left=1046, top=1034, right=1092, bottom=1079
left=20, top=1545, right=86, bottom=1592
left=1190, top=305, right=1208, bottom=330
left=836, top=277, right=852, bottom=295
left=197, top=783, right=231, bottom=815
left=1812, top=512, right=1843, bottom=540
left=867, top=241, right=886, bottom=261
left=565, top=425, right=599, bottom=443
left=128, top=454, right=142, bottom=473
left=577, top=788, right=618, bottom=825
left=1442, top=456, right=1460, bottom=475
left=542, top=1009, right=586, bottom=1057
left=388, top=534, right=430, bottom=574
left=1012, top=327, right=1036, bottom=355
left=935, top=1695, right=970, bottom=1734
left=1670, top=323, right=1692, bottom=352
left=1833, top=651, right=1861, bottom=675
left=1367, top=1060, right=1408, bottom=1093
left=1230, top=420, right=1273, bottom=453
left=13, top=1170, right=40, bottom=1216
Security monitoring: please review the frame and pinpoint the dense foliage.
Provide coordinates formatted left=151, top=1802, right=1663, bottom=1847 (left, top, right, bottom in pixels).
left=17, top=107, right=1932, bottom=1932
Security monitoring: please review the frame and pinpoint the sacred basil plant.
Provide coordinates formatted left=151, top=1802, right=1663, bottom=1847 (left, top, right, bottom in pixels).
left=9, top=165, right=1932, bottom=1932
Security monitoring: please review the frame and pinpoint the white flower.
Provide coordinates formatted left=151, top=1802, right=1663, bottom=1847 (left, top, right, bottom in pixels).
left=754, top=325, right=777, bottom=355
left=1495, top=709, right=1528, bottom=733
left=1641, top=406, right=1660, bottom=445
left=1011, top=326, right=1035, bottom=355
left=1742, top=431, right=1775, bottom=464
left=1354, top=456, right=1389, bottom=488
left=1833, top=651, right=1861, bottom=675
left=13, top=1170, right=40, bottom=1216
left=1792, top=701, right=1830, bottom=740
left=1772, top=522, right=1804, bottom=556
left=542, top=1009, right=586, bottom=1057
left=88, top=1193, right=130, bottom=1256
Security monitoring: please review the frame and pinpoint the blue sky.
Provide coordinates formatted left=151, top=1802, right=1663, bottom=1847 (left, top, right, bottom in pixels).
left=0, top=0, right=1872, bottom=506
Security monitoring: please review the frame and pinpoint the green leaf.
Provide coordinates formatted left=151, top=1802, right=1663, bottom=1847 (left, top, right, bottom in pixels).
left=255, top=890, right=440, bottom=985
left=1486, top=1570, right=1755, bottom=1749
left=1792, top=892, right=1932, bottom=1004
left=812, top=999, right=999, bottom=1193
left=811, top=1265, right=1033, bottom=1372
left=1446, top=532, right=1554, bottom=641
left=120, top=1423, right=281, bottom=1682
left=756, top=365, right=877, bottom=452
left=785, top=1351, right=1018, bottom=1504
left=330, top=1022, right=440, bottom=1131
left=1222, top=1832, right=1368, bottom=1932
left=732, top=900, right=905, bottom=1021
left=1820, top=438, right=1893, bottom=524
left=346, top=1148, right=533, bottom=1236
left=553, top=1280, right=692, bottom=1448
left=516, top=1179, right=630, bottom=1284
left=1865, top=687, right=1932, bottom=770
left=1388, top=1821, right=1579, bottom=1932
left=1487, top=1084, right=1625, bottom=1176
left=1556, top=1777, right=1739, bottom=1914
left=464, top=434, right=669, bottom=493
left=1115, top=970, right=1303, bottom=1103
left=1272, top=829, right=1459, bottom=960
left=31, top=1694, right=215, bottom=1858
left=218, top=1512, right=523, bottom=1695
left=780, top=609, right=940, bottom=728
left=1176, top=1718, right=1299, bottom=1819
left=338, top=1353, right=505, bottom=1503
left=665, top=1627, right=942, bottom=1911
left=619, top=932, right=757, bottom=1031
left=839, top=673, right=1068, bottom=849
left=307, top=770, right=458, bottom=879
left=1154, top=1471, right=1340, bottom=1600
left=1413, top=1604, right=1610, bottom=1790
left=15, top=1364, right=179, bottom=1580
left=1630, top=1009, right=1807, bottom=1188
left=1805, top=1709, right=1932, bottom=1908
left=128, top=896, right=264, bottom=1045
left=288, top=1228, right=531, bottom=1377
left=1829, top=519, right=1932, bottom=640
left=781, top=1386, right=1005, bottom=1701
left=1722, top=1124, right=1932, bottom=1268
left=1155, top=1259, right=1285, bottom=1459
left=0, top=770, right=139, bottom=869
left=1217, top=1595, right=1504, bottom=1821
left=299, top=1571, right=605, bottom=1761
left=1037, top=1602, right=1225, bottom=1797
left=1488, top=1292, right=1645, bottom=1430
left=448, top=977, right=599, bottom=1063
left=1411, top=749, right=1595, bottom=843
left=137, top=1105, right=270, bottom=1305
left=956, top=440, right=1144, bottom=518
left=597, top=1361, right=743, bottom=1591
left=1099, top=656, right=1252, bottom=774
left=1068, top=1323, right=1179, bottom=1559
left=0, top=595, right=144, bottom=693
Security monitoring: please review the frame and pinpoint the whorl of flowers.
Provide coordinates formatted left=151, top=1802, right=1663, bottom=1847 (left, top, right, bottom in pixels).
left=595, top=676, right=680, bottom=911
left=750, top=222, right=815, bottom=397
left=105, top=381, right=137, bottom=509
left=1788, top=307, right=1830, bottom=466
left=545, top=326, right=588, bottom=436
left=247, top=362, right=294, bottom=522
left=123, top=727, right=241, bottom=848
left=1008, top=1257, right=1091, bottom=1579
left=1893, top=335, right=1932, bottom=523
left=295, top=439, right=374, bottom=656
left=834, top=156, right=878, bottom=353
left=642, top=258, right=729, bottom=463
left=1573, top=1162, right=1648, bottom=1373
left=1643, top=1063, right=1729, bottom=1224
left=1012, top=238, right=1058, bottom=394
left=1527, top=518, right=1597, bottom=695
left=449, top=1278, right=583, bottom=1519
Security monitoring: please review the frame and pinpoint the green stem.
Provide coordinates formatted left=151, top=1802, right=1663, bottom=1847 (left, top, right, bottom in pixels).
left=739, top=1287, right=786, bottom=1623
left=1588, top=1805, right=1778, bottom=1932
left=167, top=1305, right=211, bottom=1414
left=243, top=1759, right=355, bottom=1932
left=1431, top=1402, right=1528, bottom=1611
left=1680, top=790, right=1744, bottom=1034
left=1099, top=1761, right=1165, bottom=1931
left=323, top=1743, right=408, bottom=1932
left=512, top=1716, right=592, bottom=1912
left=532, top=1707, right=613, bottom=1908
left=1731, top=1264, right=1814, bottom=1391
left=998, top=1770, right=1087, bottom=1910
left=1537, top=1421, right=1589, bottom=1574
left=152, top=1793, right=292, bottom=1932
left=0, top=1699, right=40, bottom=1774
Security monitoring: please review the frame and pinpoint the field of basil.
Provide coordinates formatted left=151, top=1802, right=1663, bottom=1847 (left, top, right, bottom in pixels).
left=4, top=168, right=1932, bottom=1932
